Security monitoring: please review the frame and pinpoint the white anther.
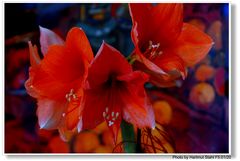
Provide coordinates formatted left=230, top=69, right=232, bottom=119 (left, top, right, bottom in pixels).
left=111, top=112, right=114, bottom=117
left=149, top=41, right=160, bottom=49
left=116, top=112, right=119, bottom=118
left=152, top=44, right=158, bottom=48
left=30, top=85, right=34, bottom=88
left=62, top=113, right=66, bottom=117
left=73, top=94, right=77, bottom=99
left=105, top=107, right=109, bottom=113
left=65, top=89, right=78, bottom=102
left=103, top=111, right=106, bottom=118
left=148, top=41, right=153, bottom=49
left=108, top=121, right=114, bottom=126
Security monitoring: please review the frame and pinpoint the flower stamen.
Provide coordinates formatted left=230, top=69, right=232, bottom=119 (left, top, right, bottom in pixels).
left=65, top=89, right=78, bottom=102
left=144, top=40, right=163, bottom=60
left=102, top=107, right=120, bottom=127
left=62, top=88, right=80, bottom=118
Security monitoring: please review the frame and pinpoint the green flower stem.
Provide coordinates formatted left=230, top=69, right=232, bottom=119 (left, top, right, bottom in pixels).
left=129, top=57, right=136, bottom=65
left=126, top=54, right=136, bottom=65
left=121, top=120, right=136, bottom=153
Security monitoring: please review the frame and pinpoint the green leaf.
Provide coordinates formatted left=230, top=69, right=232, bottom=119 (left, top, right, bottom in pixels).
left=121, top=120, right=136, bottom=153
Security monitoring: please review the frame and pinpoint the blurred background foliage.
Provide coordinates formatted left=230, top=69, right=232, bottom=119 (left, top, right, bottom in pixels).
left=5, top=3, right=229, bottom=153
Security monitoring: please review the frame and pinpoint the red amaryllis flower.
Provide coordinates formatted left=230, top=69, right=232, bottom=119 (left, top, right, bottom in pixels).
left=129, top=3, right=213, bottom=87
left=81, top=42, right=155, bottom=141
left=25, top=27, right=93, bottom=141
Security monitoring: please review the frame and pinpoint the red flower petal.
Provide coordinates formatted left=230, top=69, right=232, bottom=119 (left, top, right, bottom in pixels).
left=82, top=87, right=109, bottom=129
left=39, top=26, right=64, bottom=55
left=133, top=50, right=185, bottom=87
left=120, top=83, right=155, bottom=129
left=117, top=71, right=155, bottom=128
left=134, top=49, right=167, bottom=75
left=36, top=98, right=66, bottom=129
left=31, top=35, right=91, bottom=100
left=151, top=3, right=183, bottom=47
left=129, top=3, right=152, bottom=48
left=83, top=42, right=154, bottom=141
left=117, top=70, right=149, bottom=84
left=87, top=42, right=132, bottom=88
left=170, top=23, right=213, bottom=66
left=65, top=92, right=83, bottom=130
left=58, top=125, right=74, bottom=142
left=129, top=3, right=183, bottom=49
left=133, top=58, right=184, bottom=88
left=65, top=27, right=94, bottom=63
left=40, top=45, right=86, bottom=83
left=27, top=68, right=71, bottom=101
left=149, top=71, right=183, bottom=88
left=152, top=52, right=187, bottom=79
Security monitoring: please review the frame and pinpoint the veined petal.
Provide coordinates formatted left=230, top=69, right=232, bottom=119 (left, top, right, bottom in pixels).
left=121, top=84, right=155, bottom=129
left=82, top=87, right=108, bottom=130
left=151, top=3, right=183, bottom=47
left=40, top=45, right=85, bottom=83
left=117, top=70, right=149, bottom=84
left=88, top=42, right=132, bottom=88
left=65, top=93, right=84, bottom=130
left=39, top=26, right=64, bottom=55
left=58, top=125, right=75, bottom=142
left=153, top=53, right=187, bottom=79
left=133, top=59, right=184, bottom=88
left=118, top=72, right=155, bottom=128
left=37, top=98, right=66, bottom=129
left=30, top=66, right=78, bottom=100
left=129, top=3, right=151, bottom=48
left=129, top=3, right=183, bottom=49
left=133, top=49, right=167, bottom=75
left=65, top=27, right=94, bottom=63
left=149, top=70, right=183, bottom=88
left=172, top=23, right=213, bottom=66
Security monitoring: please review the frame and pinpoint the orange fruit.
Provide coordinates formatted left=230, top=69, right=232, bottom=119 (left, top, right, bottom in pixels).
left=153, top=101, right=172, bottom=125
left=195, top=64, right=215, bottom=82
left=93, top=145, right=113, bottom=153
left=48, top=136, right=69, bottom=153
left=102, top=129, right=122, bottom=147
left=74, top=130, right=100, bottom=153
left=93, top=121, right=108, bottom=134
left=189, top=83, right=215, bottom=109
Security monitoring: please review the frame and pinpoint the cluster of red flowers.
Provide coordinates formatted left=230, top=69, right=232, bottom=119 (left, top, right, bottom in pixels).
left=25, top=3, right=213, bottom=142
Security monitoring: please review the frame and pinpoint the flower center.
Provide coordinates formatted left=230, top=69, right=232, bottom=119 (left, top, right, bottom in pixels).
left=62, top=88, right=80, bottom=118
left=144, top=40, right=163, bottom=60
left=65, top=89, right=78, bottom=102
left=102, top=107, right=120, bottom=127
